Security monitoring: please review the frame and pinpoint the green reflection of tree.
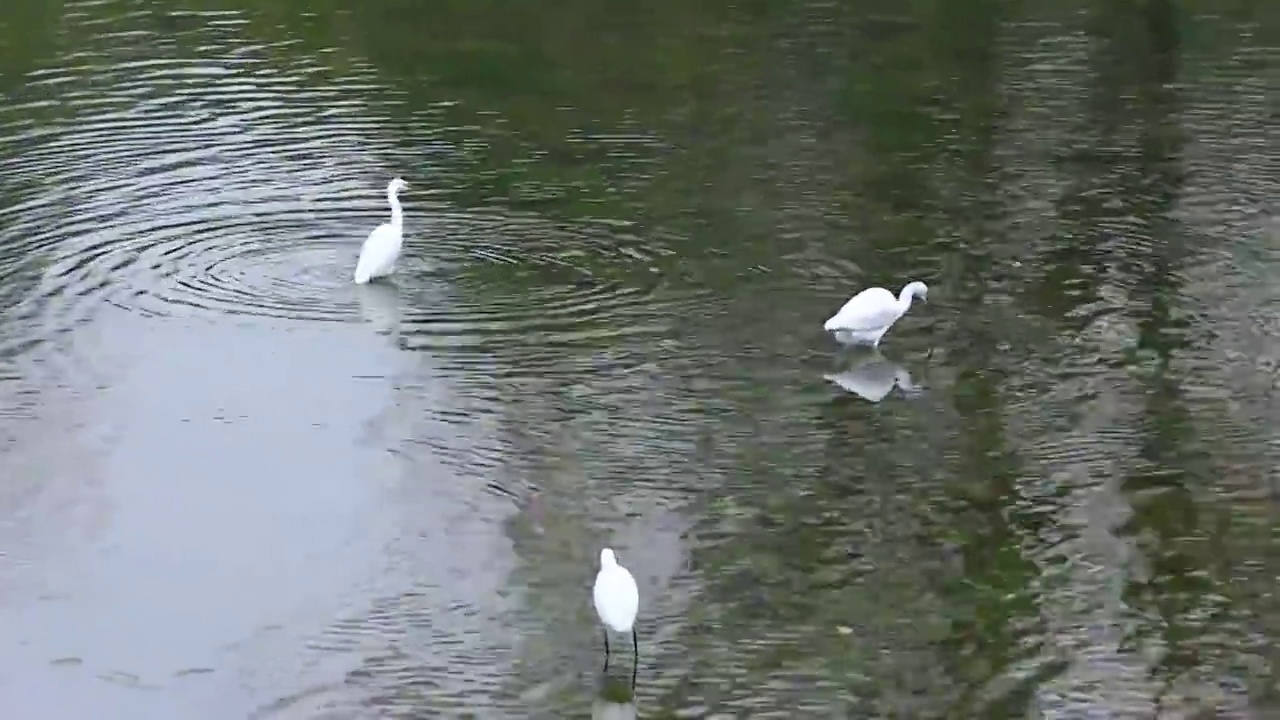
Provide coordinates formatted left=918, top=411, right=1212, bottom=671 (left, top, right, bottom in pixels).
left=681, top=398, right=933, bottom=714
left=846, top=0, right=1079, bottom=713
left=1074, top=0, right=1273, bottom=714
left=335, top=0, right=775, bottom=226
left=936, top=363, right=1071, bottom=718
left=0, top=1, right=61, bottom=95
left=651, top=0, right=1078, bottom=712
left=0, top=3, right=75, bottom=293
left=0, top=0, right=61, bottom=167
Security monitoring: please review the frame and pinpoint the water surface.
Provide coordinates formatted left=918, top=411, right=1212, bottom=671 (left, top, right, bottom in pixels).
left=0, top=0, right=1277, bottom=717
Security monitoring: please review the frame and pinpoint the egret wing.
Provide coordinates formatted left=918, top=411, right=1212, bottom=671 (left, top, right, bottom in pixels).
left=593, top=568, right=639, bottom=631
left=825, top=287, right=899, bottom=331
left=354, top=223, right=400, bottom=282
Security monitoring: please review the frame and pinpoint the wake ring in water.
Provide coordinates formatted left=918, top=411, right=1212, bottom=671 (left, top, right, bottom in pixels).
left=403, top=277, right=666, bottom=340
left=138, top=236, right=363, bottom=323
left=394, top=272, right=711, bottom=378
left=368, top=210, right=709, bottom=368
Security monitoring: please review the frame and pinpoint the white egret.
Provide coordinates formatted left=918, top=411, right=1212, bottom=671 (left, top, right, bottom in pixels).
left=593, top=548, right=639, bottom=683
left=823, top=281, right=928, bottom=347
left=353, top=177, right=408, bottom=284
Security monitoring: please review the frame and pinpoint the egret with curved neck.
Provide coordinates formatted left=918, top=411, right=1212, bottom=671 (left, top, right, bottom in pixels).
left=353, top=177, right=408, bottom=284
left=823, top=280, right=928, bottom=347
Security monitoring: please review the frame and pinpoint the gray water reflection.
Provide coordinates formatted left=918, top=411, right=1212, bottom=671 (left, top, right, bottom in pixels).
left=354, top=282, right=401, bottom=338
left=591, top=678, right=637, bottom=720
left=825, top=349, right=921, bottom=403
left=1, top=0, right=1278, bottom=718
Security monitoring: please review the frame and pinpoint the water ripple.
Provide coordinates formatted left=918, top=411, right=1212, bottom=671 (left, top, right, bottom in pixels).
left=0, top=36, right=409, bottom=330
left=0, top=21, right=694, bottom=356
left=382, top=211, right=703, bottom=372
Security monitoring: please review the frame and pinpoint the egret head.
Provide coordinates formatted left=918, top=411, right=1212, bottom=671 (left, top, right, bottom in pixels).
left=904, top=281, right=928, bottom=302
left=600, top=548, right=617, bottom=567
left=388, top=177, right=408, bottom=194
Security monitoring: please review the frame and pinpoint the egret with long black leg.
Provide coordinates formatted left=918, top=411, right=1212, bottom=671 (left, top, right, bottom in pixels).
left=593, top=548, right=639, bottom=686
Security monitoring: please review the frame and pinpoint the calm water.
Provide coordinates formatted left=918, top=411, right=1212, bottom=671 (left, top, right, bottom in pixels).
left=1, top=0, right=1276, bottom=717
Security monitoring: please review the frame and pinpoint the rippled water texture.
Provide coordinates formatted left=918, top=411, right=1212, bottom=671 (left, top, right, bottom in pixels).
left=1, top=0, right=1277, bottom=717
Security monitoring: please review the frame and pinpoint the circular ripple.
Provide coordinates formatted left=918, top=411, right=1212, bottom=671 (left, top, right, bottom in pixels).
left=383, top=211, right=711, bottom=373
left=0, top=2, right=459, bottom=335
left=0, top=0, right=718, bottom=403
left=0, top=16, right=698, bottom=347
left=145, top=236, right=362, bottom=323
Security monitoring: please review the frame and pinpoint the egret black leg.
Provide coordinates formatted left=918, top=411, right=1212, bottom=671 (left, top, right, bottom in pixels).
left=631, top=629, right=638, bottom=688
left=602, top=629, right=610, bottom=673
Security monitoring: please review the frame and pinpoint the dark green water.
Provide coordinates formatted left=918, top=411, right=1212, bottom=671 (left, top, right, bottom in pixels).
left=0, top=0, right=1277, bottom=717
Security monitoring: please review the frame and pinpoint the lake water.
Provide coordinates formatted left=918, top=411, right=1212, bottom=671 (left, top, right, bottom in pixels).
left=0, top=0, right=1276, bottom=717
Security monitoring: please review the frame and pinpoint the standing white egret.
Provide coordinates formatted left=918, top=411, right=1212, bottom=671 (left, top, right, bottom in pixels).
left=823, top=281, right=928, bottom=347
left=593, top=548, right=639, bottom=684
left=353, top=177, right=408, bottom=284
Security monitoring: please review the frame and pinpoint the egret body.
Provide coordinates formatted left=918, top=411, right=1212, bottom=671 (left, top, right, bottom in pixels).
left=353, top=177, right=408, bottom=284
left=823, top=281, right=928, bottom=347
left=593, top=548, right=639, bottom=683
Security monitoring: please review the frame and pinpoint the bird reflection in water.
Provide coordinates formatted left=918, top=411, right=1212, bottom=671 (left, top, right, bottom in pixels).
left=354, top=281, right=401, bottom=336
left=823, top=348, right=921, bottom=403
left=593, top=675, right=637, bottom=720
